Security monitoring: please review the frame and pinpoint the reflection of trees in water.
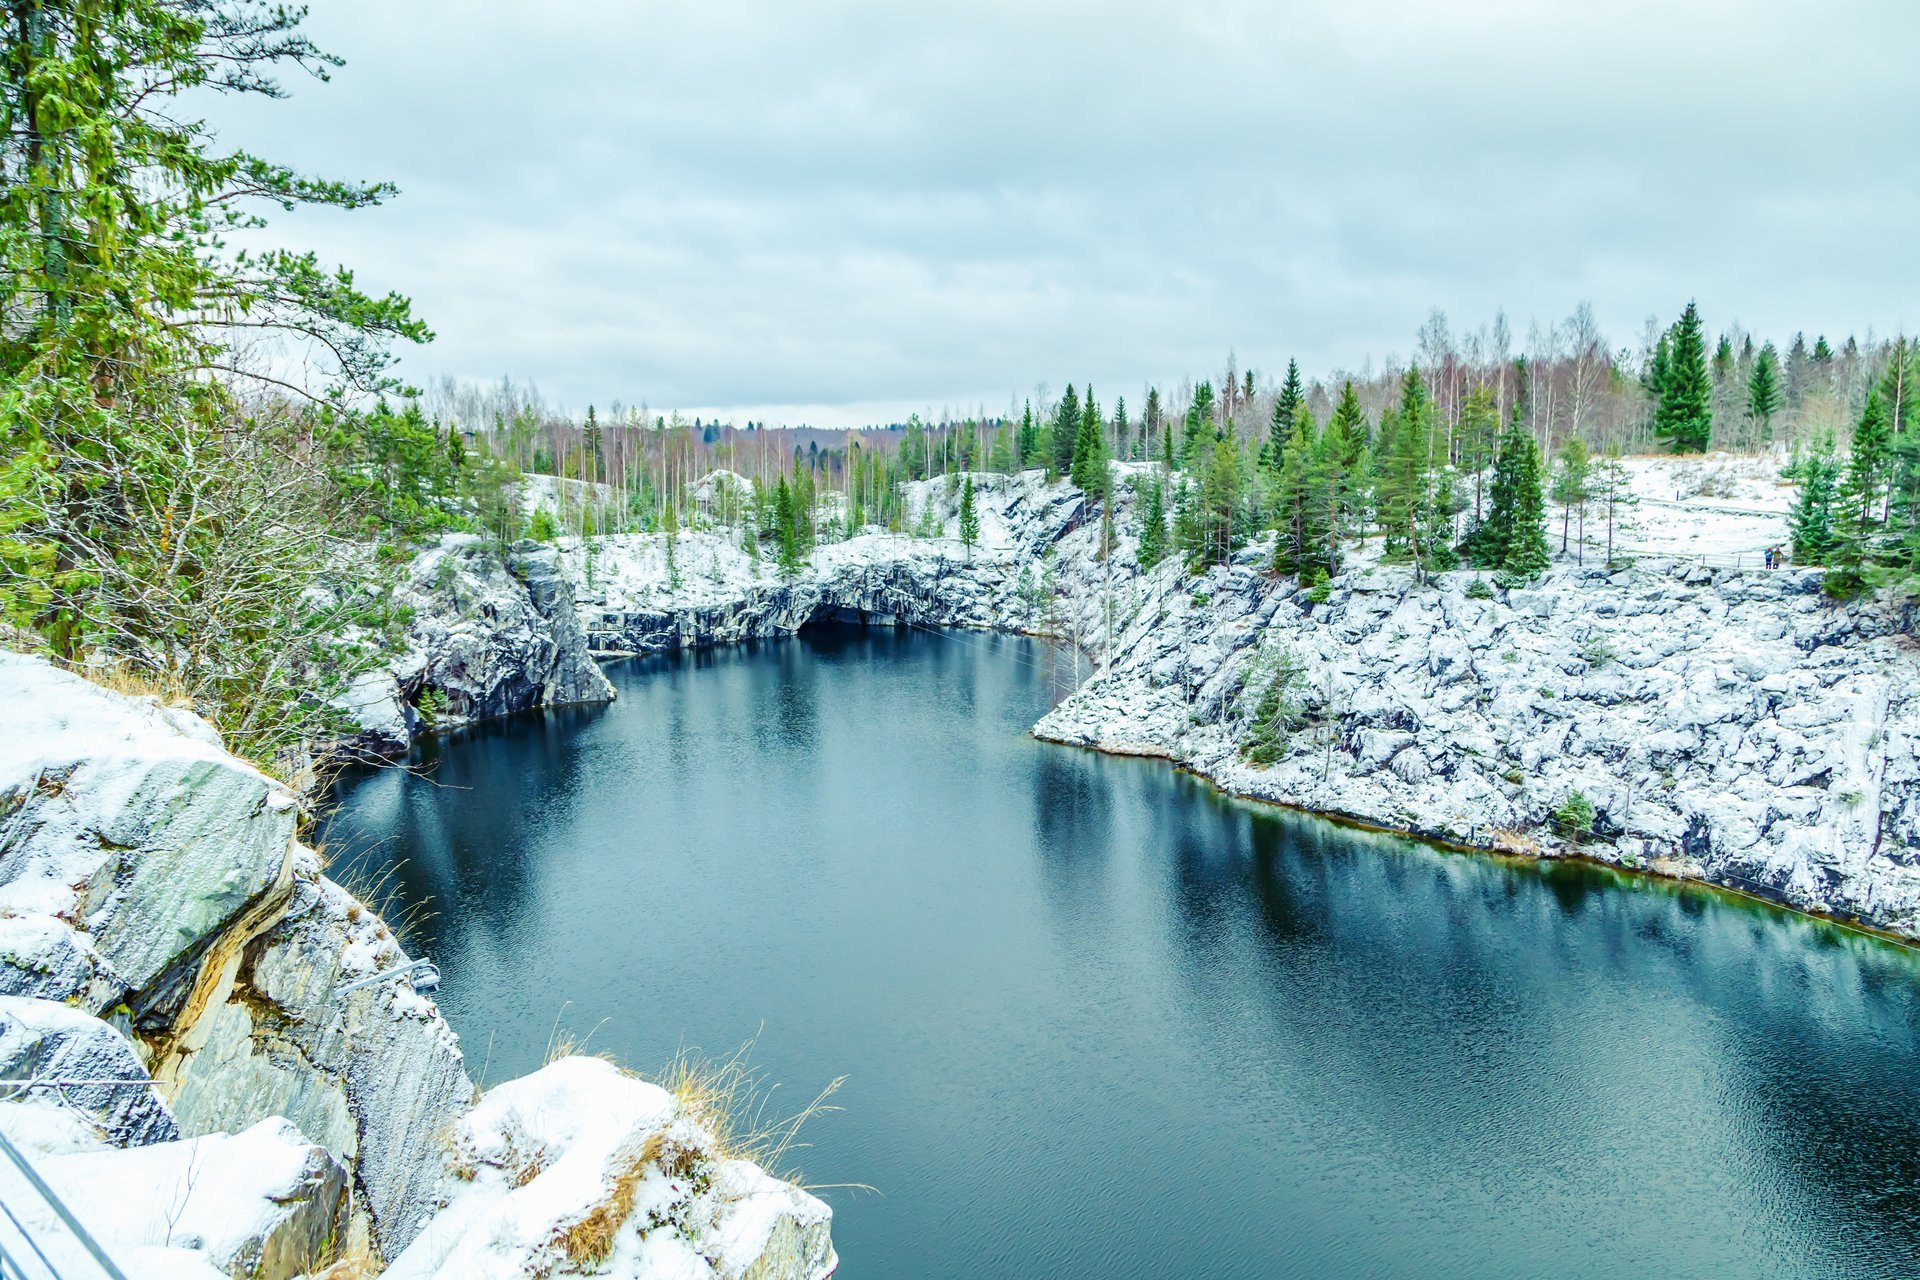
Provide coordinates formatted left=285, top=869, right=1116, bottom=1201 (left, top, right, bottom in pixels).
left=1145, top=786, right=1920, bottom=1269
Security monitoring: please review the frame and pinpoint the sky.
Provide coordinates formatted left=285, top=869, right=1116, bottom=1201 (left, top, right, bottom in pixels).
left=204, top=0, right=1920, bottom=426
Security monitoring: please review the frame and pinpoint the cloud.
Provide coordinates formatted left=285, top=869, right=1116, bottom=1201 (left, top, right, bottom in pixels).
left=200, top=0, right=1920, bottom=424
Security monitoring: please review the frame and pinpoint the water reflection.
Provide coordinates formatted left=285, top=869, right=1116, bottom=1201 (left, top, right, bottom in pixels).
left=322, top=625, right=1920, bottom=1280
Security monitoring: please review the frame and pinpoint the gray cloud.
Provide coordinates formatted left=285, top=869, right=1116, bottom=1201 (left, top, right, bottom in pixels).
left=204, top=0, right=1920, bottom=423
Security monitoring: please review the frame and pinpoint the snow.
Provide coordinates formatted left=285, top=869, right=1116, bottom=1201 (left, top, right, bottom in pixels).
left=388, top=1055, right=835, bottom=1280
left=0, top=1116, right=342, bottom=1280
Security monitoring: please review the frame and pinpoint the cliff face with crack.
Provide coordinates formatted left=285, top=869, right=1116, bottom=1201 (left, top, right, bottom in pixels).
left=519, top=467, right=1920, bottom=939
left=335, top=535, right=618, bottom=758
left=0, top=653, right=834, bottom=1280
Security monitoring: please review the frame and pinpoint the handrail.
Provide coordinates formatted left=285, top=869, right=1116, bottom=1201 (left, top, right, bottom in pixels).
left=0, top=1129, right=129, bottom=1280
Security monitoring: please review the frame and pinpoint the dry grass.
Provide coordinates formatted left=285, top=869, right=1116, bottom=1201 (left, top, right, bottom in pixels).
left=559, top=1135, right=660, bottom=1265
left=70, top=657, right=195, bottom=708
left=1492, top=828, right=1542, bottom=855
left=652, top=1038, right=847, bottom=1187
left=326, top=853, right=437, bottom=953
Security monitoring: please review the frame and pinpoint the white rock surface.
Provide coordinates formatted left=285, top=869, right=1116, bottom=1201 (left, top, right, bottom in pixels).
left=7, top=1116, right=348, bottom=1280
left=538, top=459, right=1920, bottom=937
left=0, top=653, right=299, bottom=1013
left=388, top=1056, right=836, bottom=1280
left=0, top=995, right=178, bottom=1147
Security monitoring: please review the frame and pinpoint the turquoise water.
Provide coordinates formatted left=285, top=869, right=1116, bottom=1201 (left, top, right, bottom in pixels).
left=322, top=627, right=1920, bottom=1278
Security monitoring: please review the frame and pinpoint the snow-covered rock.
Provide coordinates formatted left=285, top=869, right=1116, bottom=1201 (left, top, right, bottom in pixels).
left=387, top=1056, right=835, bottom=1280
left=0, top=654, right=835, bottom=1276
left=331, top=534, right=618, bottom=758
left=0, top=996, right=178, bottom=1147
left=537, top=460, right=1920, bottom=938
left=0, top=653, right=299, bottom=1015
left=156, top=869, right=474, bottom=1257
left=20, top=1117, right=347, bottom=1280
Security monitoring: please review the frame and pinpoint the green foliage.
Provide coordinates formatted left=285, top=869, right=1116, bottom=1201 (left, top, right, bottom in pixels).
left=1183, top=439, right=1252, bottom=571
left=1306, top=568, right=1332, bottom=604
left=1746, top=342, right=1782, bottom=438
left=1551, top=791, right=1597, bottom=840
left=0, top=0, right=425, bottom=765
left=1070, top=389, right=1108, bottom=494
left=1479, top=425, right=1550, bottom=585
left=1653, top=301, right=1713, bottom=453
left=1267, top=358, right=1303, bottom=468
left=526, top=506, right=559, bottom=543
left=958, top=474, right=981, bottom=558
left=1789, top=450, right=1840, bottom=566
left=1051, top=384, right=1080, bottom=478
left=1580, top=631, right=1616, bottom=668
left=325, top=401, right=464, bottom=535
left=1464, top=575, right=1494, bottom=600
left=1240, top=643, right=1307, bottom=766
left=1136, top=474, right=1169, bottom=572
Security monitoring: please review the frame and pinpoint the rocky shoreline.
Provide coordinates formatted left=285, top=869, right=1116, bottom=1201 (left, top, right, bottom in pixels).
left=0, top=653, right=834, bottom=1279
left=438, top=466, right=1920, bottom=942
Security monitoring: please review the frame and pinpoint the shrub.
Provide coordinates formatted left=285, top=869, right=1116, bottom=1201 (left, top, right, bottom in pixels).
left=1465, top=576, right=1494, bottom=600
left=1580, top=632, right=1616, bottom=668
left=1307, top=568, right=1332, bottom=604
left=1551, top=791, right=1596, bottom=840
left=1239, top=643, right=1307, bottom=765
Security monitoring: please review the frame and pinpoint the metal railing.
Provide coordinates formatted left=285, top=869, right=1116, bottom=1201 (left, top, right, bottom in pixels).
left=0, top=1130, right=127, bottom=1280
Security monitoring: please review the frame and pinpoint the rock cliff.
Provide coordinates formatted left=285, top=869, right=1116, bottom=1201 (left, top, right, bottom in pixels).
left=534, top=467, right=1920, bottom=939
left=336, top=535, right=618, bottom=758
left=0, top=653, right=832, bottom=1279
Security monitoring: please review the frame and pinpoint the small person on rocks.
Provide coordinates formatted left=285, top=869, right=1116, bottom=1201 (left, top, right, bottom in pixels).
left=1764, top=546, right=1775, bottom=570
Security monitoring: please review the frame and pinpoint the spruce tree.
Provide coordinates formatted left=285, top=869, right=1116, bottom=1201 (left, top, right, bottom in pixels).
left=1840, top=387, right=1890, bottom=549
left=1747, top=343, right=1782, bottom=440
left=1017, top=400, right=1038, bottom=467
left=1183, top=381, right=1217, bottom=467
left=1271, top=418, right=1311, bottom=577
left=1790, top=453, right=1841, bottom=567
left=1654, top=302, right=1713, bottom=453
left=1052, top=384, right=1081, bottom=477
left=1137, top=476, right=1169, bottom=571
left=1268, top=359, right=1304, bottom=467
left=1494, top=429, right=1550, bottom=585
left=1072, top=390, right=1107, bottom=493
left=583, top=405, right=604, bottom=483
left=1112, top=397, right=1129, bottom=459
left=958, top=475, right=980, bottom=560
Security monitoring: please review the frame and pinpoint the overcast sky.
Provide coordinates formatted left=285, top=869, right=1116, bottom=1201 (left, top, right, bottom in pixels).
left=206, top=0, right=1919, bottom=425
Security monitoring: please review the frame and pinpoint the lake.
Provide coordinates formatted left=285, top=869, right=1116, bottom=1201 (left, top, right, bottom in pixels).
left=320, top=626, right=1920, bottom=1279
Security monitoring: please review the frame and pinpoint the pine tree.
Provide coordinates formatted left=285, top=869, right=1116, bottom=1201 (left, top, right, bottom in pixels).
left=583, top=405, right=604, bottom=483
left=1747, top=343, right=1782, bottom=441
left=1550, top=436, right=1591, bottom=555
left=1790, top=453, right=1841, bottom=566
left=1017, top=400, right=1038, bottom=467
left=773, top=476, right=802, bottom=578
left=1137, top=476, right=1169, bottom=571
left=1268, top=359, right=1304, bottom=467
left=1052, top=384, right=1080, bottom=477
left=958, top=475, right=980, bottom=560
left=1181, top=382, right=1216, bottom=467
left=1375, top=370, right=1434, bottom=564
left=1112, top=397, right=1129, bottom=459
left=1494, top=429, right=1550, bottom=584
left=1072, top=390, right=1107, bottom=493
left=1143, top=387, right=1163, bottom=461
left=1654, top=302, right=1713, bottom=453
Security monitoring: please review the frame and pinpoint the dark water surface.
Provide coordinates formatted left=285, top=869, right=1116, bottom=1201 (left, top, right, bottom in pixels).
left=321, top=627, right=1920, bottom=1279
